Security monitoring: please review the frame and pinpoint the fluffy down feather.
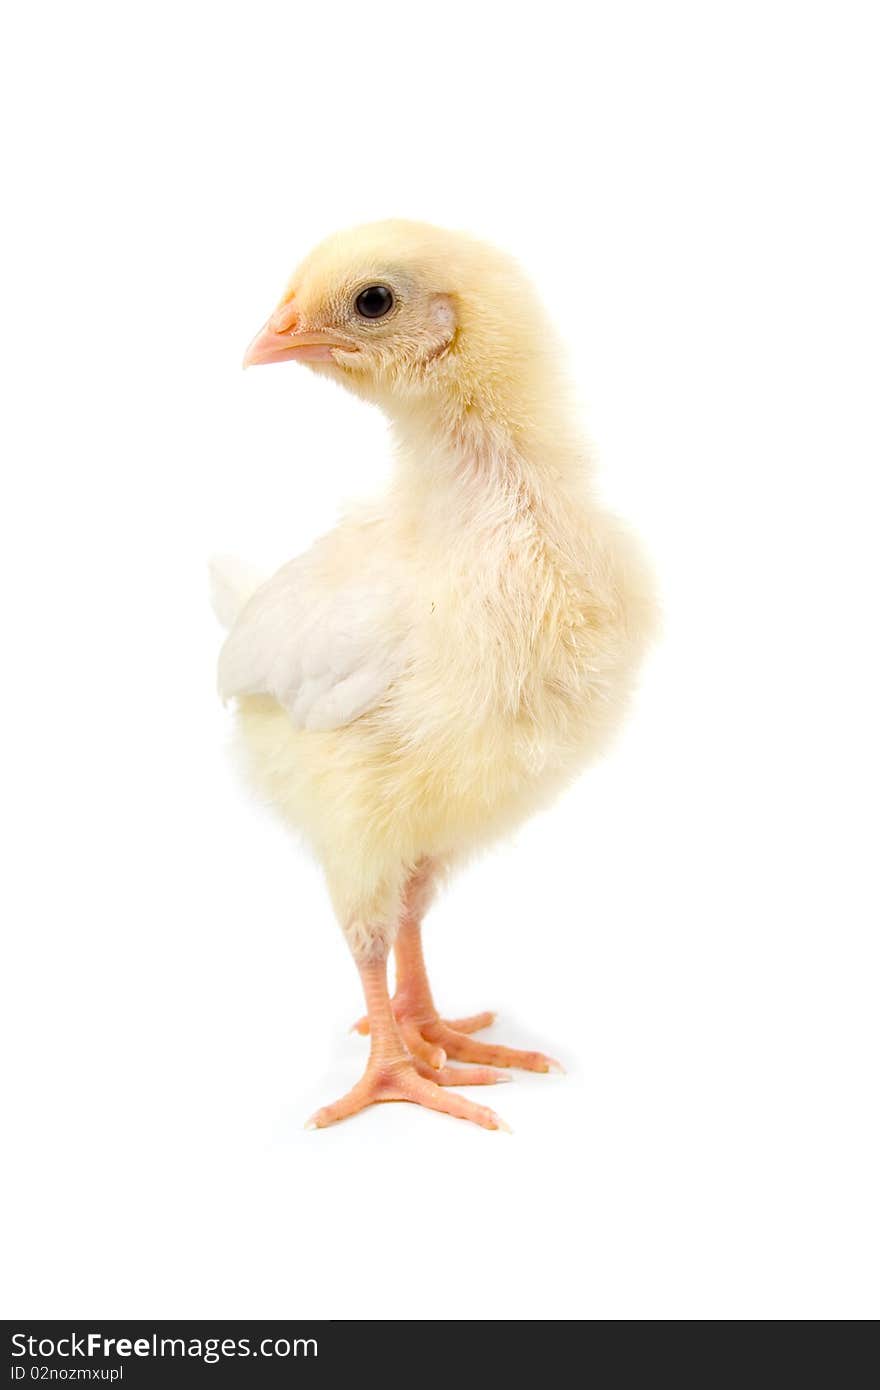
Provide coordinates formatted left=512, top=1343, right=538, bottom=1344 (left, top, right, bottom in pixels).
left=219, top=220, right=656, bottom=955
left=209, top=553, right=263, bottom=629
left=217, top=526, right=408, bottom=730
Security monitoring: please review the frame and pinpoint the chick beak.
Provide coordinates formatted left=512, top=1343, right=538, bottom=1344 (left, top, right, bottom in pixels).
left=242, top=299, right=349, bottom=368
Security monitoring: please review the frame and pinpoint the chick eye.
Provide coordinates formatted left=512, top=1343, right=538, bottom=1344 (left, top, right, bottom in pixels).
left=355, top=285, right=394, bottom=319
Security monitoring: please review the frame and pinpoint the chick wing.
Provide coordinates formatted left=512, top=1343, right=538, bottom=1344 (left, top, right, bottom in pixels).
left=217, top=536, right=407, bottom=731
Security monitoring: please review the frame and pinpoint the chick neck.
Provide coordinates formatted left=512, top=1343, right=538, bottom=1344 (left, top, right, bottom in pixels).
left=386, top=364, right=592, bottom=540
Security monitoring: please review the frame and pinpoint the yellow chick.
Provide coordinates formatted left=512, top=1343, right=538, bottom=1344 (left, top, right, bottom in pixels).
left=213, top=220, right=655, bottom=1131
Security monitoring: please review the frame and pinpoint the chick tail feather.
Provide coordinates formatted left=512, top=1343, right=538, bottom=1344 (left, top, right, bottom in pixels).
left=209, top=554, right=264, bottom=629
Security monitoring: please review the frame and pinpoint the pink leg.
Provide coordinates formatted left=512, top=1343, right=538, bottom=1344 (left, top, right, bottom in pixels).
left=353, top=866, right=562, bottom=1075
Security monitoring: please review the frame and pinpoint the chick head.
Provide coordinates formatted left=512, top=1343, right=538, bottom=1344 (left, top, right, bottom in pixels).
left=243, top=220, right=557, bottom=421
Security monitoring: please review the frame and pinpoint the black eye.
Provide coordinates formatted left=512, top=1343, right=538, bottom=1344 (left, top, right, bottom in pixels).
left=355, top=285, right=394, bottom=319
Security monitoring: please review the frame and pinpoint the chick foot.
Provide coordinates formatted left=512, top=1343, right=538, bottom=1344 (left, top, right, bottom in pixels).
left=352, top=1003, right=496, bottom=1068
left=308, top=1054, right=510, bottom=1131
left=355, top=1009, right=560, bottom=1074
left=353, top=915, right=561, bottom=1074
left=414, top=1017, right=559, bottom=1073
left=314, top=956, right=511, bottom=1131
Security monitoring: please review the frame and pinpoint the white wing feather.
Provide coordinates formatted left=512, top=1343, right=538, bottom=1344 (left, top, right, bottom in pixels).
left=217, top=541, right=406, bottom=731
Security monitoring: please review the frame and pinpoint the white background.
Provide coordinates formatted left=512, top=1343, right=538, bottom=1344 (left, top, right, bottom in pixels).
left=2, top=2, right=878, bottom=1321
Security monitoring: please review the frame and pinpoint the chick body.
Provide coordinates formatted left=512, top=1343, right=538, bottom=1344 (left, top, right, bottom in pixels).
left=231, top=414, right=653, bottom=954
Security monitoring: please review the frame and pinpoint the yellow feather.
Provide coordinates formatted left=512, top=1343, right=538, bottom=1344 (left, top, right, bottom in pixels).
left=227, top=221, right=656, bottom=953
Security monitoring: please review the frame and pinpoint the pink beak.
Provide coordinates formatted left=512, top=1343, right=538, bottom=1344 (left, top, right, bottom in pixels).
left=243, top=298, right=350, bottom=368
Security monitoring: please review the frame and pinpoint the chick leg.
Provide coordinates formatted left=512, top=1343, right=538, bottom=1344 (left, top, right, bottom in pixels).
left=355, top=865, right=561, bottom=1074
left=308, top=951, right=511, bottom=1131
